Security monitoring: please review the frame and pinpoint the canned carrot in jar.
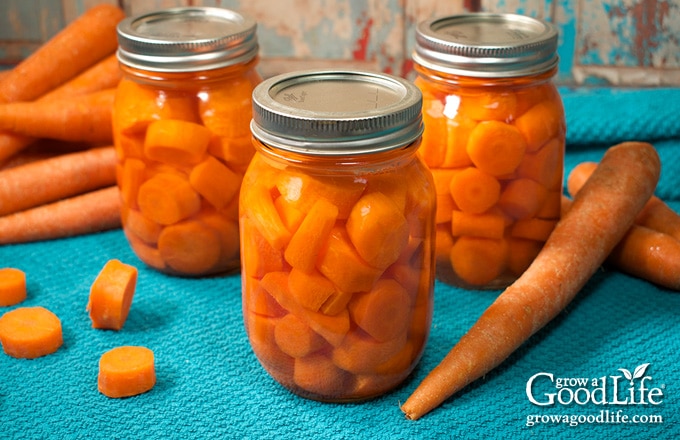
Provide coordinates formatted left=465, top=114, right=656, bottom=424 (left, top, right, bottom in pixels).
left=240, top=70, right=436, bottom=401
left=113, top=7, right=261, bottom=276
left=412, top=13, right=566, bottom=289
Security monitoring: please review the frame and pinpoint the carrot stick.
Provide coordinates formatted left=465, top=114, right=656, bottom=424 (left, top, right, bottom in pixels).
left=87, top=259, right=138, bottom=330
left=568, top=161, right=680, bottom=241
left=0, top=4, right=124, bottom=103
left=0, top=306, right=63, bottom=358
left=98, top=346, right=156, bottom=398
left=0, top=186, right=121, bottom=244
left=401, top=141, right=661, bottom=420
left=0, top=146, right=117, bottom=216
left=0, top=89, right=115, bottom=143
left=0, top=267, right=27, bottom=307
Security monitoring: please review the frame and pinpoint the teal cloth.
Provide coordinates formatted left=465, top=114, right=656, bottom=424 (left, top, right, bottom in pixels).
left=1, top=87, right=679, bottom=439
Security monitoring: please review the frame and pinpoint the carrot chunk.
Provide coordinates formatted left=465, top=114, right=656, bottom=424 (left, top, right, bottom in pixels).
left=288, top=268, right=337, bottom=312
left=98, top=346, right=156, bottom=398
left=346, top=192, right=410, bottom=270
left=348, top=279, right=411, bottom=342
left=451, top=210, right=505, bottom=239
left=450, top=236, right=508, bottom=287
left=515, top=100, right=564, bottom=152
left=189, top=156, right=241, bottom=210
left=449, top=167, right=501, bottom=214
left=0, top=268, right=27, bottom=307
left=144, top=119, right=212, bottom=166
left=87, top=259, right=138, bottom=330
left=0, top=306, right=63, bottom=358
left=467, top=120, right=527, bottom=176
left=137, top=173, right=201, bottom=226
left=240, top=218, right=284, bottom=279
left=243, top=183, right=292, bottom=251
left=498, top=178, right=549, bottom=220
left=157, top=220, right=222, bottom=276
left=274, top=313, right=325, bottom=358
left=284, top=197, right=339, bottom=271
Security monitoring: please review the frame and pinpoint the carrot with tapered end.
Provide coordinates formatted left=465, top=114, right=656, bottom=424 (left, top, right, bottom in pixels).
left=0, top=268, right=27, bottom=307
left=87, top=259, right=138, bottom=330
left=0, top=186, right=121, bottom=244
left=0, top=306, right=63, bottom=358
left=0, top=146, right=117, bottom=216
left=561, top=195, right=680, bottom=290
left=0, top=4, right=124, bottom=103
left=98, top=346, right=156, bottom=398
left=0, top=89, right=115, bottom=143
left=401, top=141, right=661, bottom=420
left=568, top=161, right=680, bottom=241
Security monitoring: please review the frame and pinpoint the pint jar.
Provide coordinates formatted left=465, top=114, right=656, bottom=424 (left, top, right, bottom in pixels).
left=240, top=70, right=436, bottom=401
left=412, top=13, right=566, bottom=290
left=112, top=7, right=261, bottom=276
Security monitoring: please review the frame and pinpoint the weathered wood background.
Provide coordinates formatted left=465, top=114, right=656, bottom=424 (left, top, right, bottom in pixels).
left=1, top=0, right=678, bottom=85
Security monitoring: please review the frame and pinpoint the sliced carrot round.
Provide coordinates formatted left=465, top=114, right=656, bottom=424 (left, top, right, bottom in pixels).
left=467, top=120, right=527, bottom=176
left=98, top=346, right=156, bottom=398
left=0, top=306, right=63, bottom=358
left=449, top=167, right=501, bottom=214
left=144, top=119, right=212, bottom=166
left=449, top=236, right=508, bottom=287
left=157, top=220, right=222, bottom=275
left=137, top=173, right=201, bottom=226
left=0, top=267, right=27, bottom=307
left=87, top=259, right=138, bottom=331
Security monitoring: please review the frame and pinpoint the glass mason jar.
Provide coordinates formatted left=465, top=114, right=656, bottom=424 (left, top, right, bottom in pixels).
left=240, top=70, right=436, bottom=402
left=412, top=13, right=566, bottom=289
left=112, top=7, right=261, bottom=276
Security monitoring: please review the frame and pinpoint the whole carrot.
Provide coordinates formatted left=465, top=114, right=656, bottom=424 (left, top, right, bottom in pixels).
left=400, top=141, right=660, bottom=420
left=0, top=89, right=115, bottom=143
left=568, top=161, right=680, bottom=240
left=0, top=4, right=125, bottom=103
left=0, top=186, right=121, bottom=244
left=0, top=146, right=117, bottom=216
left=562, top=196, right=680, bottom=290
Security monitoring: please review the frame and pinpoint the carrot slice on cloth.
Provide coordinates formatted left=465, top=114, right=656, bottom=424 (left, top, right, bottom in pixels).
left=98, top=346, right=156, bottom=398
left=0, top=306, right=63, bottom=358
left=88, top=259, right=138, bottom=331
left=0, top=268, right=27, bottom=307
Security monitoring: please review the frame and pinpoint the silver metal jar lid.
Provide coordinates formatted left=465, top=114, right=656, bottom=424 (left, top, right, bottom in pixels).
left=117, top=7, right=258, bottom=72
left=413, top=13, right=558, bottom=78
left=251, top=69, right=423, bottom=156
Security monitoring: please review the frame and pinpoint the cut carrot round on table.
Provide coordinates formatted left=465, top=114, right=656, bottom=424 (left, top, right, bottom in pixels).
left=401, top=141, right=661, bottom=420
left=87, top=259, right=138, bottom=331
left=0, top=268, right=27, bottom=307
left=0, top=306, right=63, bottom=358
left=0, top=4, right=125, bottom=103
left=98, top=346, right=156, bottom=398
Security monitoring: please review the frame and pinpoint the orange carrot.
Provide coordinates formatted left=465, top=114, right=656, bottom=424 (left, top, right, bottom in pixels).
left=498, top=178, right=549, bottom=220
left=561, top=196, right=680, bottom=290
left=449, top=167, right=501, bottom=214
left=0, top=89, right=115, bottom=143
left=0, top=306, right=63, bottom=358
left=284, top=198, right=339, bottom=271
left=0, top=186, right=121, bottom=244
left=466, top=120, right=527, bottom=176
left=189, top=156, right=241, bottom=210
left=0, top=146, right=117, bottom=216
left=87, top=259, right=138, bottom=330
left=144, top=119, right=212, bottom=166
left=137, top=173, right=201, bottom=226
left=401, top=141, right=661, bottom=419
left=568, top=161, right=680, bottom=241
left=98, top=346, right=156, bottom=398
left=0, top=268, right=27, bottom=307
left=449, top=236, right=508, bottom=287
left=39, top=54, right=122, bottom=101
left=348, top=279, right=411, bottom=342
left=0, top=4, right=124, bottom=103
left=157, top=220, right=222, bottom=275
left=514, top=100, right=564, bottom=152
left=274, top=313, right=325, bottom=358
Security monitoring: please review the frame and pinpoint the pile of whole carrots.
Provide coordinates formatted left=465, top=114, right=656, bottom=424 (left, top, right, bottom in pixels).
left=0, top=4, right=125, bottom=243
left=1, top=2, right=680, bottom=423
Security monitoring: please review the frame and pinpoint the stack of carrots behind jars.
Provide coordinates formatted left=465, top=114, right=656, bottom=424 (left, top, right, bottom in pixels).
left=0, top=4, right=126, bottom=243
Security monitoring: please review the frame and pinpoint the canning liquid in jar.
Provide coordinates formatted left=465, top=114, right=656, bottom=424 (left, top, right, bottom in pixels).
left=240, top=70, right=436, bottom=402
left=412, top=13, right=566, bottom=289
left=113, top=7, right=261, bottom=276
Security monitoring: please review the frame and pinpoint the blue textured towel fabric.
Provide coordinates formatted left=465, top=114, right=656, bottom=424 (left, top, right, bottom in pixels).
left=1, top=87, right=679, bottom=439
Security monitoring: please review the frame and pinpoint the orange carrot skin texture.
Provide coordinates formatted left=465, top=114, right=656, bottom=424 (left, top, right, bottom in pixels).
left=568, top=161, right=680, bottom=241
left=98, top=346, right=156, bottom=398
left=240, top=141, right=436, bottom=402
left=0, top=268, right=27, bottom=307
left=0, top=306, right=63, bottom=358
left=88, top=259, right=138, bottom=330
left=401, top=142, right=661, bottom=420
left=0, top=186, right=121, bottom=244
left=0, top=146, right=117, bottom=216
left=114, top=60, right=262, bottom=277
left=413, top=65, right=565, bottom=290
left=0, top=4, right=124, bottom=103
